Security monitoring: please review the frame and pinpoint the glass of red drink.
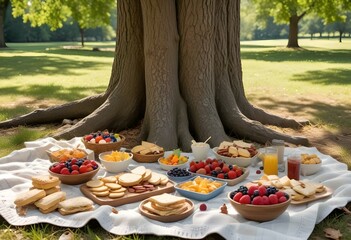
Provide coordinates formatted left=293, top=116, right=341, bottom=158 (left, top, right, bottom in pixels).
left=287, top=155, right=301, bottom=180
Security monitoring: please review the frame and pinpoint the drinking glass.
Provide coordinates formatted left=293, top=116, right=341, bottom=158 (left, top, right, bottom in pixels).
left=263, top=147, right=278, bottom=175
left=287, top=154, right=301, bottom=180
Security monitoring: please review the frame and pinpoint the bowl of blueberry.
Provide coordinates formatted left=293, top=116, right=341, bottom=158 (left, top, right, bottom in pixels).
left=49, top=158, right=100, bottom=185
left=166, top=167, right=193, bottom=182
left=228, top=185, right=291, bottom=222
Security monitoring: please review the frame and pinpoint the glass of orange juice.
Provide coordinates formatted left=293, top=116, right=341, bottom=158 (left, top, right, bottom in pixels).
left=263, top=147, right=278, bottom=175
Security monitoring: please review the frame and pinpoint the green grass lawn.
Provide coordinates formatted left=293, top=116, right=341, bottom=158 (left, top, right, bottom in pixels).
left=0, top=38, right=351, bottom=239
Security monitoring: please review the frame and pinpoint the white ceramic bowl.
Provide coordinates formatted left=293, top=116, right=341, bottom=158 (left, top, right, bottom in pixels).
left=191, top=143, right=210, bottom=161
left=99, top=151, right=133, bottom=173
left=301, top=163, right=322, bottom=176
left=212, top=147, right=257, bottom=167
left=158, top=154, right=190, bottom=171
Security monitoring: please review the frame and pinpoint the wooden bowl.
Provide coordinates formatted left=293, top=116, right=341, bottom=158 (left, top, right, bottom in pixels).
left=46, top=148, right=88, bottom=163
left=228, top=192, right=291, bottom=222
left=82, top=135, right=125, bottom=158
left=132, top=151, right=164, bottom=163
left=48, top=164, right=100, bottom=185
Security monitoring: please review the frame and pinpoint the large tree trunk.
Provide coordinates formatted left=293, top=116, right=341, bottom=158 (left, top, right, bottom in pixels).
left=0, top=0, right=9, bottom=48
left=0, top=0, right=309, bottom=150
left=287, top=14, right=300, bottom=48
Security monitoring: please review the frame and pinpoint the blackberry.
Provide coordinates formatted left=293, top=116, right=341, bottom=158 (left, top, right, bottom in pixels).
left=229, top=191, right=237, bottom=199
left=253, top=190, right=259, bottom=197
left=224, top=173, right=228, bottom=179
left=229, top=165, right=233, bottom=170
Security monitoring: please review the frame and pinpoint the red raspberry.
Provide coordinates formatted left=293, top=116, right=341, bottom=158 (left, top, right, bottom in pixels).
left=199, top=203, right=207, bottom=211
left=196, top=162, right=205, bottom=169
left=276, top=191, right=285, bottom=199
left=227, top=170, right=237, bottom=179
left=190, top=161, right=196, bottom=167
left=279, top=196, right=287, bottom=203
left=233, top=192, right=243, bottom=202
left=79, top=165, right=88, bottom=173
left=60, top=168, right=70, bottom=175
left=205, top=158, right=213, bottom=164
left=268, top=194, right=279, bottom=204
left=256, top=170, right=261, bottom=174
left=258, top=186, right=267, bottom=196
left=211, top=161, right=219, bottom=169
left=248, top=185, right=259, bottom=196
left=217, top=173, right=225, bottom=179
left=262, top=196, right=270, bottom=205
left=215, top=167, right=222, bottom=173
left=252, top=196, right=263, bottom=205
left=84, top=135, right=93, bottom=141
left=239, top=195, right=251, bottom=204
left=83, top=160, right=91, bottom=165
left=71, top=170, right=79, bottom=175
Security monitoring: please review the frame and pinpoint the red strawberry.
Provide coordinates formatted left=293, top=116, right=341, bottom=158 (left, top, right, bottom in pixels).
left=217, top=173, right=225, bottom=179
left=190, top=161, right=196, bottom=167
left=189, top=165, right=197, bottom=173
left=71, top=158, right=78, bottom=165
left=215, top=167, right=222, bottom=173
left=71, top=165, right=79, bottom=171
left=205, top=158, right=212, bottom=164
left=222, top=166, right=230, bottom=173
left=79, top=165, right=88, bottom=174
left=235, top=169, right=243, bottom=177
left=204, top=165, right=211, bottom=174
left=60, top=168, right=70, bottom=175
left=233, top=192, right=243, bottom=202
left=71, top=170, right=79, bottom=175
left=239, top=195, right=251, bottom=204
left=227, top=170, right=237, bottom=179
left=276, top=191, right=285, bottom=199
left=252, top=196, right=263, bottom=205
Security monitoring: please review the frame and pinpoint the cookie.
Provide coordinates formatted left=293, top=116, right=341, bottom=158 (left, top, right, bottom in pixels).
left=14, top=189, right=46, bottom=207
left=100, top=176, right=118, bottom=183
left=86, top=180, right=104, bottom=188
left=110, top=187, right=126, bottom=193
left=89, top=185, right=109, bottom=192
left=108, top=192, right=125, bottom=198
left=92, top=191, right=110, bottom=197
left=105, top=183, right=121, bottom=190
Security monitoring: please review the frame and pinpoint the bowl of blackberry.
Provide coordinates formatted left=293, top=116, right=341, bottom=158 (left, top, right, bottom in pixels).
left=166, top=167, right=193, bottom=182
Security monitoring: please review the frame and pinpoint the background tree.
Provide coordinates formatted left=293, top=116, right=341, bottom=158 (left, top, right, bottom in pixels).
left=0, top=0, right=309, bottom=150
left=0, top=0, right=9, bottom=48
left=300, top=14, right=325, bottom=40
left=10, top=0, right=115, bottom=46
left=253, top=0, right=351, bottom=48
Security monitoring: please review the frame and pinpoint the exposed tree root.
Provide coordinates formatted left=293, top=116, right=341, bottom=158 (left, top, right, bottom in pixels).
left=0, top=94, right=106, bottom=128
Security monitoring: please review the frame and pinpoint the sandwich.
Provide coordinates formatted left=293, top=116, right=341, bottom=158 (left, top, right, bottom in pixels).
left=34, top=191, right=66, bottom=213
left=58, top=196, right=94, bottom=215
left=142, top=193, right=189, bottom=216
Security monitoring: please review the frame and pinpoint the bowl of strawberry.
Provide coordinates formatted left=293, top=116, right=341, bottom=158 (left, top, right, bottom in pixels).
left=228, top=185, right=291, bottom=222
left=188, top=158, right=249, bottom=186
left=49, top=158, right=100, bottom=185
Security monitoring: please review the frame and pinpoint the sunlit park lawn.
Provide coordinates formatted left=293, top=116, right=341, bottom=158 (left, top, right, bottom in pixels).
left=0, top=38, right=351, bottom=239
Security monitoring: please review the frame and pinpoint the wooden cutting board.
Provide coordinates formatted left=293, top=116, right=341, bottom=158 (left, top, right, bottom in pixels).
left=80, top=181, right=176, bottom=207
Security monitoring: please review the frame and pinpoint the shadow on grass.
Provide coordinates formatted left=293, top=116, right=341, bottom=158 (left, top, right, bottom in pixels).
left=0, top=54, right=111, bottom=79
left=291, top=68, right=351, bottom=85
left=240, top=44, right=276, bottom=49
left=241, top=49, right=351, bottom=64
left=249, top=94, right=351, bottom=130
left=0, top=84, right=106, bottom=102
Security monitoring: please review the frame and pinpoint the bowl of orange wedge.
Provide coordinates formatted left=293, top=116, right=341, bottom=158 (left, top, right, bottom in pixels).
left=158, top=149, right=190, bottom=171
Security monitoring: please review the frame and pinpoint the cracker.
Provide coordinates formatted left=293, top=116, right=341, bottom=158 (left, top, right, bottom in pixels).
left=86, top=180, right=104, bottom=188
left=110, top=187, right=126, bottom=193
left=92, top=191, right=110, bottom=197
left=108, top=192, right=125, bottom=198
left=105, top=183, right=121, bottom=190
left=89, top=185, right=109, bottom=192
left=100, top=176, right=118, bottom=183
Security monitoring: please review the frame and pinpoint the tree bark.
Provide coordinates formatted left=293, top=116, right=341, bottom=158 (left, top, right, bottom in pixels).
left=79, top=27, right=85, bottom=47
left=0, top=0, right=309, bottom=149
left=287, top=14, right=300, bottom=48
left=339, top=31, right=343, bottom=43
left=0, top=0, right=9, bottom=48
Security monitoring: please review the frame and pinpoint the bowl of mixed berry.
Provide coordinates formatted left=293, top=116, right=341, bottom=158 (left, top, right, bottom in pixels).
left=49, top=158, right=100, bottom=185
left=166, top=167, right=193, bottom=182
left=228, top=185, right=291, bottom=222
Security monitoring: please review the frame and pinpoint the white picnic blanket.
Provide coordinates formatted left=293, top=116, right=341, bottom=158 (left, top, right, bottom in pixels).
left=0, top=137, right=351, bottom=240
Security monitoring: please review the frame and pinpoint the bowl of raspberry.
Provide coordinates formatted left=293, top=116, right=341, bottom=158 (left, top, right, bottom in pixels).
left=49, top=158, right=100, bottom=185
left=228, top=185, right=291, bottom=222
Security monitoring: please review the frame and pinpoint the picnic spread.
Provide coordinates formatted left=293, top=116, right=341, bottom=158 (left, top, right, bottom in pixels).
left=1, top=136, right=351, bottom=240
